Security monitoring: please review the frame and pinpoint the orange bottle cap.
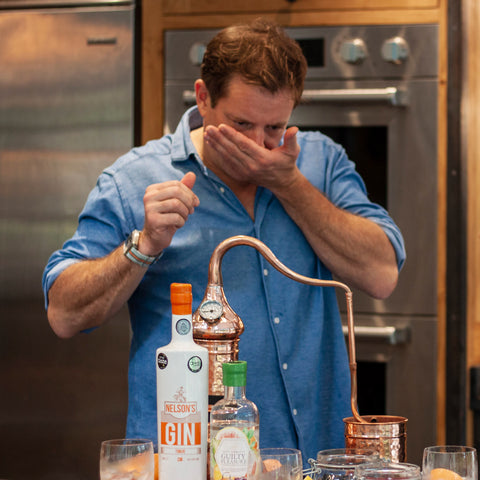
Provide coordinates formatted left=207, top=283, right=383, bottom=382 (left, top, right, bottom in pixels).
left=171, top=283, right=192, bottom=315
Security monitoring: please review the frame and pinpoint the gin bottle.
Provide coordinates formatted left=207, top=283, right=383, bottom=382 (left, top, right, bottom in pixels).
left=156, top=283, right=209, bottom=480
left=210, top=361, right=260, bottom=480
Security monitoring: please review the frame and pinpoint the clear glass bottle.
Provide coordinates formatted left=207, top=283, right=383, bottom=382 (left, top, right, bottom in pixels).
left=209, top=361, right=260, bottom=480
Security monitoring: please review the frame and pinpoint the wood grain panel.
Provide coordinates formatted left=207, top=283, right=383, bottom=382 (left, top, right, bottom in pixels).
left=436, top=0, right=448, bottom=446
left=465, top=0, right=480, bottom=445
left=162, top=0, right=440, bottom=15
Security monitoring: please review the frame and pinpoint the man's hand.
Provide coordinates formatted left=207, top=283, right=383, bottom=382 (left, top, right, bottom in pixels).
left=140, top=172, right=200, bottom=256
left=204, top=124, right=302, bottom=190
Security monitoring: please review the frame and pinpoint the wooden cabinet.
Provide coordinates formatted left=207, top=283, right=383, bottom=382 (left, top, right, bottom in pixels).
left=162, top=0, right=440, bottom=15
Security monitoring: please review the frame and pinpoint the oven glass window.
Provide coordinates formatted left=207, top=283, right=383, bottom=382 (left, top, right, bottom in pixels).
left=302, top=126, right=388, bottom=209
left=357, top=361, right=387, bottom=415
left=296, top=38, right=325, bottom=67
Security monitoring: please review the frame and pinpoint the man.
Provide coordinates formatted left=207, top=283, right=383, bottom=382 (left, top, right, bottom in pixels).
left=43, top=19, right=405, bottom=462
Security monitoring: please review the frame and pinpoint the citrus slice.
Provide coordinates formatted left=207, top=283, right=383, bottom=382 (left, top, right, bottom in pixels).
left=263, top=458, right=282, bottom=472
left=429, top=468, right=464, bottom=480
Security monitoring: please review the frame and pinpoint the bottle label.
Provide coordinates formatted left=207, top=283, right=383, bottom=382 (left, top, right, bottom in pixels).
left=211, top=426, right=260, bottom=480
left=160, top=386, right=202, bottom=452
left=175, top=318, right=191, bottom=335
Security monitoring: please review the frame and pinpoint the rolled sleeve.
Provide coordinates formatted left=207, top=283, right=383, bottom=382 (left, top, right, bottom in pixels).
left=41, top=168, right=134, bottom=310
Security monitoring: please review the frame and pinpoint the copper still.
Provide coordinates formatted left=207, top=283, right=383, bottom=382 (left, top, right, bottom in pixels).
left=192, top=235, right=407, bottom=461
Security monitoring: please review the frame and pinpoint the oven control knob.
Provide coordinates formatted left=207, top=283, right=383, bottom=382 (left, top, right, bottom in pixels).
left=340, top=38, right=367, bottom=64
left=381, top=37, right=410, bottom=64
left=189, top=42, right=207, bottom=66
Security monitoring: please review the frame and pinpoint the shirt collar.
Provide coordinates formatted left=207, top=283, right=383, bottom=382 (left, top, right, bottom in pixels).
left=171, top=106, right=203, bottom=163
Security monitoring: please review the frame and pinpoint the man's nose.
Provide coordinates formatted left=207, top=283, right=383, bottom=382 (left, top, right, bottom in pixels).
left=247, top=128, right=265, bottom=147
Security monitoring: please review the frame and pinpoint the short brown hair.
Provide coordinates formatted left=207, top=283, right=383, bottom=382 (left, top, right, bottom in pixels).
left=201, top=18, right=307, bottom=108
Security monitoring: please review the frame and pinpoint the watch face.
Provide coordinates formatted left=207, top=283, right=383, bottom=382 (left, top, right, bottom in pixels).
left=199, top=300, right=223, bottom=321
left=125, top=230, right=140, bottom=252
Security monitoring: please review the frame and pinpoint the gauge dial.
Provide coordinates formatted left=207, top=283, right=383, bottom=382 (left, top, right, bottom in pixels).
left=199, top=300, right=223, bottom=321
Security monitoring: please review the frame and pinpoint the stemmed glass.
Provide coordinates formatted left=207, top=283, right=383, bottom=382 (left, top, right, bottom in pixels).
left=259, top=448, right=303, bottom=480
left=422, top=446, right=478, bottom=480
left=99, top=438, right=154, bottom=480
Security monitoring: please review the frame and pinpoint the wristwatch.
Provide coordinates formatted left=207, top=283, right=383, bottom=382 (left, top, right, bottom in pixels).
left=123, top=230, right=162, bottom=267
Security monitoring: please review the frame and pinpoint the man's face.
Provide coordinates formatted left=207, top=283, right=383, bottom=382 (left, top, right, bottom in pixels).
left=196, top=75, right=295, bottom=153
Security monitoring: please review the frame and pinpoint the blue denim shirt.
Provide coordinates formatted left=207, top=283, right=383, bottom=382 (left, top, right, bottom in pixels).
left=43, top=107, right=405, bottom=463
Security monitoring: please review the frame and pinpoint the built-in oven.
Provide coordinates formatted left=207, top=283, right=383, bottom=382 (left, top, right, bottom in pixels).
left=164, top=24, right=439, bottom=466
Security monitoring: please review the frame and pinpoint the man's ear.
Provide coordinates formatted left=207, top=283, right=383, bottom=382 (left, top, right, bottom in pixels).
left=195, top=79, right=210, bottom=116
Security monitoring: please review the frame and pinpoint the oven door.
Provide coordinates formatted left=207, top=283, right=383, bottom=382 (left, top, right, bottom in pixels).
left=290, top=77, right=438, bottom=318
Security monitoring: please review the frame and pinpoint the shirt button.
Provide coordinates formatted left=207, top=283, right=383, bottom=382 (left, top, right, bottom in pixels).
left=219, top=187, right=225, bottom=193
left=274, top=317, right=280, bottom=324
left=282, top=363, right=288, bottom=370
left=293, top=409, right=298, bottom=416
left=263, top=269, right=269, bottom=276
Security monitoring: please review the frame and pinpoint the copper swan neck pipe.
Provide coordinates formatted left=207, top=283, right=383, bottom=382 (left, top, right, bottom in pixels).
left=205, top=235, right=366, bottom=423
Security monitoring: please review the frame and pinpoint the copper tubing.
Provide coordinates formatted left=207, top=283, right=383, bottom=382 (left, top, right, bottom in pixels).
left=205, top=235, right=367, bottom=424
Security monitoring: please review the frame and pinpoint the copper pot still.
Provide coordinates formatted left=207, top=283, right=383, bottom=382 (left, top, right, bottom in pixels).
left=192, top=235, right=408, bottom=462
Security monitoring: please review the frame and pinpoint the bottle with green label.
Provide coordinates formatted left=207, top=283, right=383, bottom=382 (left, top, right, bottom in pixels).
left=209, top=361, right=260, bottom=480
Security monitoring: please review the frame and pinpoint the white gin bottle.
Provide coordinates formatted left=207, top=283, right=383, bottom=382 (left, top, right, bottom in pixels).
left=210, top=361, right=260, bottom=480
left=156, top=283, right=209, bottom=480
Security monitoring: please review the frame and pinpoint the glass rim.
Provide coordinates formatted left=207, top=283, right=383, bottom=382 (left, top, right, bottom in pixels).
left=355, top=461, right=421, bottom=478
left=259, top=447, right=302, bottom=456
left=317, top=448, right=379, bottom=456
left=424, top=445, right=477, bottom=454
left=315, top=448, right=380, bottom=468
left=101, top=438, right=153, bottom=447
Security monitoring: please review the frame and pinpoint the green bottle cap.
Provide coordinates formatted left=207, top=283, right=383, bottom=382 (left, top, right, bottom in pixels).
left=222, top=361, right=247, bottom=387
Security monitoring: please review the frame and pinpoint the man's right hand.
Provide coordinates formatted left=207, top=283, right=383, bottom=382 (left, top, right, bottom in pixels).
left=47, top=172, right=199, bottom=338
left=139, top=172, right=199, bottom=256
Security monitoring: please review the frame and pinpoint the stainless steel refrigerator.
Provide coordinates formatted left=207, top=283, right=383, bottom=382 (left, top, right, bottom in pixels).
left=0, top=1, right=135, bottom=478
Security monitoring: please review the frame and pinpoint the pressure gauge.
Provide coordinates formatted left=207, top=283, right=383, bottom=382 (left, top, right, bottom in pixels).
left=199, top=300, right=223, bottom=321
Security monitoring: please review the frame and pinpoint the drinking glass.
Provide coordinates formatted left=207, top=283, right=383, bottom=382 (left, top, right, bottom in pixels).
left=259, top=448, right=303, bottom=480
left=100, top=438, right=154, bottom=480
left=313, top=448, right=380, bottom=480
left=355, top=461, right=422, bottom=480
left=422, top=446, right=478, bottom=480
